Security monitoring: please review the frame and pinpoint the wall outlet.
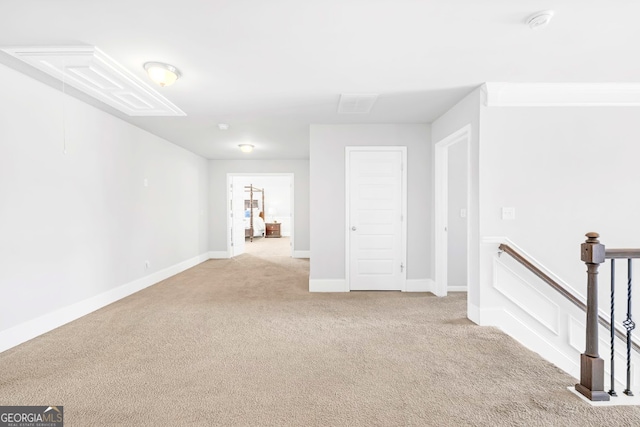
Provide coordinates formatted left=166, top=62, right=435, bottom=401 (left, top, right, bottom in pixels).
left=144, top=178, right=149, bottom=187
left=460, top=208, right=467, bottom=218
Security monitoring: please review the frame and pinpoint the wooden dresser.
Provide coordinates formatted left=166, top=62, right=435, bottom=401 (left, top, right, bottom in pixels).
left=265, top=223, right=281, bottom=238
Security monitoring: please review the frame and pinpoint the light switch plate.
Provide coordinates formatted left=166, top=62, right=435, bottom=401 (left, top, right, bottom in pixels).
left=502, top=207, right=516, bottom=220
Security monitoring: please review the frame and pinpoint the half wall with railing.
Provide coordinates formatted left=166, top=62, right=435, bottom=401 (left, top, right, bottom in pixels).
left=481, top=233, right=639, bottom=403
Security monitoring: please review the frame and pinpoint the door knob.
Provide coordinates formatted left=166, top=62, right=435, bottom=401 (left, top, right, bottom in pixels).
left=352, top=226, right=357, bottom=231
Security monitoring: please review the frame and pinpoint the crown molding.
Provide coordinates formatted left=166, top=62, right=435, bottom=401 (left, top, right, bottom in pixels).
left=0, top=45, right=185, bottom=116
left=483, top=82, right=640, bottom=107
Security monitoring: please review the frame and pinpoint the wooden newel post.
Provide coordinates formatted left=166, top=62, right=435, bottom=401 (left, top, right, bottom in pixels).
left=576, top=232, right=610, bottom=401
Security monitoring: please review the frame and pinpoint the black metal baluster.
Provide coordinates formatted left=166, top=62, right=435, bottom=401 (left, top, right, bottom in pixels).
left=610, top=259, right=617, bottom=396
left=623, top=258, right=635, bottom=396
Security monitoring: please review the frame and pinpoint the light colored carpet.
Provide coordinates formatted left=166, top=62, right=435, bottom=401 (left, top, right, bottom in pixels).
left=244, top=235, right=291, bottom=257
left=1, top=249, right=640, bottom=426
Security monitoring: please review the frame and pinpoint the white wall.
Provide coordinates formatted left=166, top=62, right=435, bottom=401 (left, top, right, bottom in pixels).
left=208, top=160, right=309, bottom=255
left=474, top=104, right=640, bottom=382
left=447, top=140, right=468, bottom=288
left=432, top=88, right=481, bottom=312
left=0, top=63, right=209, bottom=349
left=309, top=124, right=431, bottom=288
left=479, top=105, right=640, bottom=306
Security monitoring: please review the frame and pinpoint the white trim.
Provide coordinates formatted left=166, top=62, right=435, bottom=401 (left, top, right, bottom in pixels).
left=309, top=279, right=348, bottom=292
left=482, top=235, right=586, bottom=303
left=467, top=302, right=480, bottom=324
left=434, top=125, right=472, bottom=298
left=0, top=252, right=209, bottom=353
left=483, top=82, right=640, bottom=107
left=345, top=146, right=407, bottom=292
left=293, top=250, right=310, bottom=259
left=568, top=387, right=640, bottom=406
left=448, top=285, right=467, bottom=292
left=209, top=251, right=230, bottom=259
left=405, top=279, right=434, bottom=293
left=493, top=256, right=560, bottom=336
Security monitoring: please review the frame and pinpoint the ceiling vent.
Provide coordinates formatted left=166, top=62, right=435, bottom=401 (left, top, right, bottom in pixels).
left=338, top=93, right=379, bottom=114
left=0, top=45, right=185, bottom=116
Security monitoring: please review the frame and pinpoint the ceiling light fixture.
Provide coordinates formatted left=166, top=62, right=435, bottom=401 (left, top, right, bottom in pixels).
left=144, top=62, right=181, bottom=87
left=239, top=144, right=254, bottom=153
left=527, top=10, right=554, bottom=29
left=218, top=123, right=229, bottom=130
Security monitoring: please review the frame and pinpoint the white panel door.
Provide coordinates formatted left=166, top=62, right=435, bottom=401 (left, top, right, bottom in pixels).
left=231, top=180, right=245, bottom=257
left=348, top=149, right=404, bottom=290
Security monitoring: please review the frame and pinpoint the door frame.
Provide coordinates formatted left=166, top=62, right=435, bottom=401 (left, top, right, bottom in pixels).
left=434, top=125, right=471, bottom=297
left=226, top=173, right=295, bottom=258
left=345, top=146, right=408, bottom=292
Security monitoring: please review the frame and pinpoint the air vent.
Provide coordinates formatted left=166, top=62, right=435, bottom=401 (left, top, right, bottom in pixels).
left=338, top=93, right=379, bottom=114
left=0, top=45, right=185, bottom=117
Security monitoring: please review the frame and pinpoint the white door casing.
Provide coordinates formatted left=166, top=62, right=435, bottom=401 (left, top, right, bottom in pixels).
left=346, top=147, right=407, bottom=291
left=434, top=125, right=471, bottom=297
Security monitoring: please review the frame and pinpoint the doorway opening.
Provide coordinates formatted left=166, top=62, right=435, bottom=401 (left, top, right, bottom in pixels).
left=227, top=173, right=294, bottom=259
left=434, top=125, right=471, bottom=297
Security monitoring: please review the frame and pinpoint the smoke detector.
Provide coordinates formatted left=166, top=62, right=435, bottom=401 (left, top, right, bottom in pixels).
left=527, top=10, right=554, bottom=29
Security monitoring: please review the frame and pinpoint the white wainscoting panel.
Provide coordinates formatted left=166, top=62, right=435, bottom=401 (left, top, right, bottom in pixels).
left=493, top=257, right=560, bottom=335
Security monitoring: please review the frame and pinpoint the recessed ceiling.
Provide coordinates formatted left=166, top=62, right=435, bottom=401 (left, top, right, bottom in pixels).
left=1, top=45, right=185, bottom=116
left=1, top=1, right=640, bottom=160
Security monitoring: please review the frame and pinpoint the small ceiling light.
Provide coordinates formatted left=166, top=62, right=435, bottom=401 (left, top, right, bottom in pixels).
left=143, top=62, right=181, bottom=87
left=239, top=144, right=254, bottom=153
left=218, top=123, right=229, bottom=130
left=527, top=10, right=554, bottom=29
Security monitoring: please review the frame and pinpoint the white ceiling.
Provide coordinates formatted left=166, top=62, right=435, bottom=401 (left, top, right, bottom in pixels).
left=1, top=1, right=639, bottom=160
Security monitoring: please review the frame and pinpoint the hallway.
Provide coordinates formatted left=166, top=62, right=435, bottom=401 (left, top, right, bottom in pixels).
left=1, top=254, right=639, bottom=425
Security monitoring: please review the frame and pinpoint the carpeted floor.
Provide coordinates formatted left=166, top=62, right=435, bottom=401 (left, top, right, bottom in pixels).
left=1, top=247, right=640, bottom=426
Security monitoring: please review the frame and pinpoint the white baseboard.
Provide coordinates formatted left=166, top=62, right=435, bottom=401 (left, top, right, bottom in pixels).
left=209, top=251, right=230, bottom=259
left=448, top=285, right=467, bottom=292
left=0, top=252, right=210, bottom=354
left=293, top=250, right=310, bottom=259
left=405, top=279, right=434, bottom=292
left=467, top=302, right=480, bottom=324
left=309, top=279, right=347, bottom=292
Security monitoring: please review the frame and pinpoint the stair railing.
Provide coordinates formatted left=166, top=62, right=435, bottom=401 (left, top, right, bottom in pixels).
left=602, top=242, right=640, bottom=397
left=499, top=232, right=640, bottom=402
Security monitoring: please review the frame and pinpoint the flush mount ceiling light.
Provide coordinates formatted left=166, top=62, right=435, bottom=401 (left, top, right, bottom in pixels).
left=144, top=62, right=181, bottom=87
left=218, top=123, right=229, bottom=130
left=239, top=144, right=254, bottom=153
left=527, top=10, right=555, bottom=29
